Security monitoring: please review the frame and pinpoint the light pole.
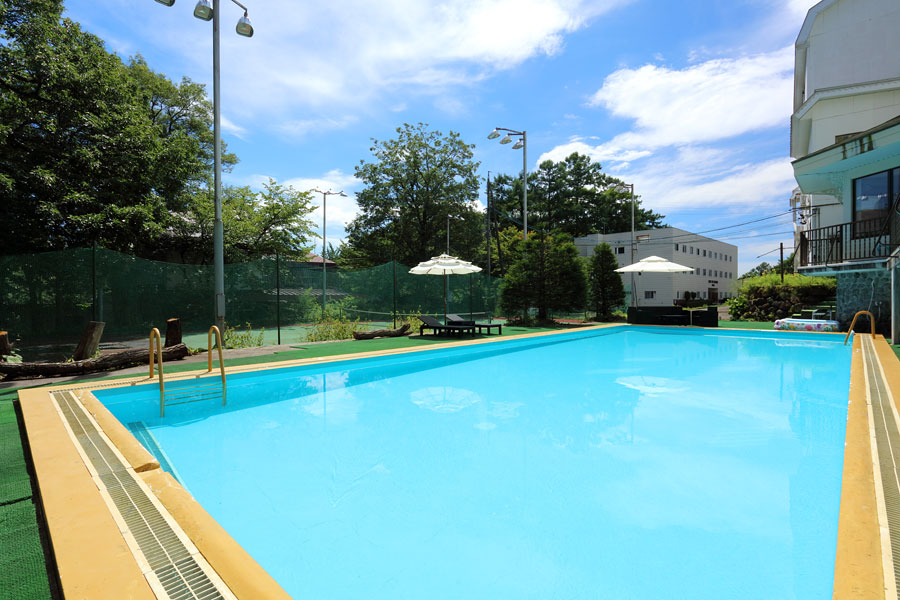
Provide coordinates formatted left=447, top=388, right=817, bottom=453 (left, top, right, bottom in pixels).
left=154, top=0, right=254, bottom=333
left=615, top=182, right=636, bottom=306
left=487, top=128, right=528, bottom=238
left=313, top=189, right=346, bottom=319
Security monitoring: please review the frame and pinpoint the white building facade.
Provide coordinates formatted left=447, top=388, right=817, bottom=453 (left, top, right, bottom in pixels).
left=574, top=228, right=738, bottom=307
left=790, top=0, right=900, bottom=336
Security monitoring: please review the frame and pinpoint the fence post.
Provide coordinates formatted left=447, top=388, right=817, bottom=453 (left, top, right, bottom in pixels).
left=392, top=260, right=398, bottom=328
left=275, top=251, right=281, bottom=345
left=91, top=244, right=97, bottom=322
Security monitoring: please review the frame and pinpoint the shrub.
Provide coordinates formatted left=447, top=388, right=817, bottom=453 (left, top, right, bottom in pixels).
left=305, top=318, right=367, bottom=342
left=223, top=323, right=265, bottom=348
left=728, top=274, right=835, bottom=321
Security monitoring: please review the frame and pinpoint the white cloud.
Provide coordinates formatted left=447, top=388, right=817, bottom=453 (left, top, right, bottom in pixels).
left=587, top=46, right=794, bottom=153
left=615, top=146, right=796, bottom=212
left=220, top=114, right=248, bottom=139
left=539, top=140, right=651, bottom=167
left=128, top=0, right=632, bottom=122
left=282, top=170, right=362, bottom=246
left=277, top=116, right=359, bottom=140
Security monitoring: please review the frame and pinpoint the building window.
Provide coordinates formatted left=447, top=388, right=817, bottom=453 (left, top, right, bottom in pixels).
left=702, top=249, right=707, bottom=257
left=683, top=246, right=687, bottom=253
left=690, top=247, right=694, bottom=254
left=644, top=291, right=656, bottom=299
left=853, top=167, right=899, bottom=235
left=702, top=291, right=707, bottom=299
left=702, top=268, right=706, bottom=275
left=616, top=246, right=625, bottom=254
left=675, top=243, right=679, bottom=251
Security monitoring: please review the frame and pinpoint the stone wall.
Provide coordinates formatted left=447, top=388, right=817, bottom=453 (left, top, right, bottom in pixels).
left=836, top=270, right=891, bottom=333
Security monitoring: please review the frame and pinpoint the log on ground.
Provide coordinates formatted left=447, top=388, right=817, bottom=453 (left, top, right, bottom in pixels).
left=352, top=324, right=411, bottom=340
left=0, top=343, right=190, bottom=380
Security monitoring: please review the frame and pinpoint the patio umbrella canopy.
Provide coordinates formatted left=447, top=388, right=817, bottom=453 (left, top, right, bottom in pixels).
left=614, top=255, right=694, bottom=273
left=409, top=254, right=482, bottom=321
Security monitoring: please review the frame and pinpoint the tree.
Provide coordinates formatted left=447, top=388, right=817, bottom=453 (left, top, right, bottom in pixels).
left=740, top=262, right=772, bottom=279
left=589, top=243, right=625, bottom=319
left=345, top=123, right=482, bottom=268
left=0, top=3, right=235, bottom=256
left=161, top=179, right=317, bottom=263
left=490, top=153, right=665, bottom=239
left=500, top=233, right=587, bottom=321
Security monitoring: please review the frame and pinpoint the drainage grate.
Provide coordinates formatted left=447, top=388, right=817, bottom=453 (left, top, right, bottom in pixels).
left=51, top=391, right=233, bottom=600
left=861, top=337, right=900, bottom=599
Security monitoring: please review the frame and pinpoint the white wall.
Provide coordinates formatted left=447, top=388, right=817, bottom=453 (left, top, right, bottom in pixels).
left=792, top=0, right=900, bottom=158
left=804, top=0, right=900, bottom=96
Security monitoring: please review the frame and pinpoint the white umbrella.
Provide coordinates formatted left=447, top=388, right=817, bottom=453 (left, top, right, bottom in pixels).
left=615, top=256, right=693, bottom=309
left=409, top=254, right=482, bottom=321
left=614, top=255, right=694, bottom=273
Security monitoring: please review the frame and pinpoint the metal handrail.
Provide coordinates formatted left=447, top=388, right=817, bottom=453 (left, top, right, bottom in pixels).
left=207, top=325, right=227, bottom=406
left=844, top=310, right=875, bottom=345
left=149, top=328, right=166, bottom=414
left=871, top=191, right=900, bottom=257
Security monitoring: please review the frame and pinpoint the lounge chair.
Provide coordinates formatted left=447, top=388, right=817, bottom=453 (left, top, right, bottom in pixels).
left=446, top=314, right=502, bottom=335
left=418, top=315, right=475, bottom=337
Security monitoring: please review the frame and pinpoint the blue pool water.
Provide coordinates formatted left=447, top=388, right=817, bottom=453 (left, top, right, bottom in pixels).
left=96, top=326, right=853, bottom=599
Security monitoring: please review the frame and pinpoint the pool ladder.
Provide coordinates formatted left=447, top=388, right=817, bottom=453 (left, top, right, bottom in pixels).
left=844, top=310, right=875, bottom=345
left=151, top=325, right=227, bottom=417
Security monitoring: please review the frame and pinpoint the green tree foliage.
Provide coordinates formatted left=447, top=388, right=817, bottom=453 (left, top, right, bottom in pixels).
left=0, top=2, right=240, bottom=257
left=345, top=123, right=482, bottom=268
left=740, top=262, right=772, bottom=279
left=126, top=56, right=237, bottom=208
left=489, top=153, right=664, bottom=239
left=500, top=234, right=587, bottom=321
left=163, top=179, right=317, bottom=263
left=589, top=243, right=625, bottom=319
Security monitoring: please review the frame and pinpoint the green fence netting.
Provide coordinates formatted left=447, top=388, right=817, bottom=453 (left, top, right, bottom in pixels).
left=0, top=247, right=503, bottom=343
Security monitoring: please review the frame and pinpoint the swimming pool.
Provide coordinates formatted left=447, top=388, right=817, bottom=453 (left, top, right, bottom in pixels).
left=95, top=326, right=852, bottom=599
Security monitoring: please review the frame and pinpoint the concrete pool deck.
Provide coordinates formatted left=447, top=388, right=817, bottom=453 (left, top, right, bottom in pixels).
left=10, top=325, right=896, bottom=599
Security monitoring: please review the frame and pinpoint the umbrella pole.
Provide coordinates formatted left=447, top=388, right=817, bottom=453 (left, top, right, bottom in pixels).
left=444, top=273, right=448, bottom=323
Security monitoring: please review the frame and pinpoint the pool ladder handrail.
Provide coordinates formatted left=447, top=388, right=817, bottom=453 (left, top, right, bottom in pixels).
left=844, top=310, right=875, bottom=345
left=152, top=325, right=227, bottom=417
left=149, top=328, right=165, bottom=407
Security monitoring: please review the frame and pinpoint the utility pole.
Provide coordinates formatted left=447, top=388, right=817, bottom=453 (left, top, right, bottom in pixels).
left=780, top=242, right=784, bottom=283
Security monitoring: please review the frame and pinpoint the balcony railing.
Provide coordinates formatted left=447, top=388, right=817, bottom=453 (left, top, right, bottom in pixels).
left=798, top=199, right=900, bottom=268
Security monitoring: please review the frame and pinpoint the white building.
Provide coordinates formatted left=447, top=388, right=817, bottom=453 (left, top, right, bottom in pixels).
left=574, top=228, right=738, bottom=307
left=790, top=0, right=900, bottom=336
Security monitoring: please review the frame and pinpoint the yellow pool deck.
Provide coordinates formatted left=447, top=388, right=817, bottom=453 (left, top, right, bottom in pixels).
left=15, top=325, right=898, bottom=599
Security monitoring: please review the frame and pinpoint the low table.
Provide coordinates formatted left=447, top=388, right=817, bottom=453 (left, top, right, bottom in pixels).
left=474, top=323, right=502, bottom=335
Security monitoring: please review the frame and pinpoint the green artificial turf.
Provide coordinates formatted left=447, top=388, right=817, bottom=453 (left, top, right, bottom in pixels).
left=0, top=399, right=56, bottom=600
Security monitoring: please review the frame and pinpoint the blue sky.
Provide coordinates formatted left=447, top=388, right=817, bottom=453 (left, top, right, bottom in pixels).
left=65, top=0, right=818, bottom=274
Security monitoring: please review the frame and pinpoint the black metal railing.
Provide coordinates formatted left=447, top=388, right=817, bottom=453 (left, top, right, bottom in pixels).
left=799, top=193, right=900, bottom=267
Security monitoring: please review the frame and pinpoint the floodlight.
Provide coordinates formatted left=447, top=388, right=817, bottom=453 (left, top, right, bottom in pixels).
left=155, top=0, right=176, bottom=6
left=236, top=12, right=253, bottom=37
left=193, top=0, right=213, bottom=21
left=500, top=134, right=512, bottom=144
left=512, top=139, right=524, bottom=150
left=487, top=129, right=500, bottom=140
